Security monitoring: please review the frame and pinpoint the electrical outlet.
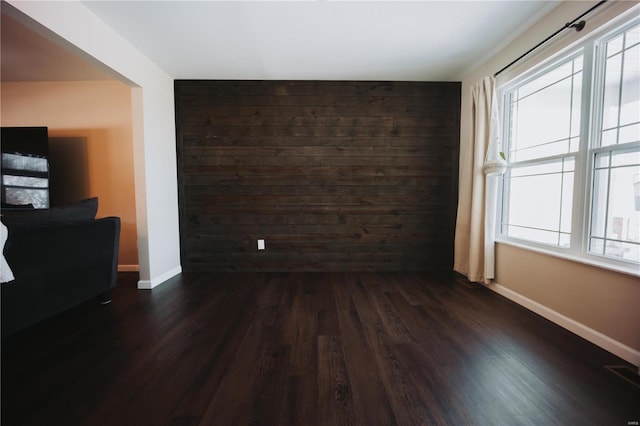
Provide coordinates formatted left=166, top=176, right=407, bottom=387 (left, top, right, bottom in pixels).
left=257, top=239, right=265, bottom=250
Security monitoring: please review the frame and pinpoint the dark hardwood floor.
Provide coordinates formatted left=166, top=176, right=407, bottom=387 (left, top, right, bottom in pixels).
left=2, top=271, right=638, bottom=425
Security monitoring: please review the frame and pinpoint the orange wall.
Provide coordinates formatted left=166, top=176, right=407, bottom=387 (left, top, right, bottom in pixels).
left=1, top=80, right=138, bottom=267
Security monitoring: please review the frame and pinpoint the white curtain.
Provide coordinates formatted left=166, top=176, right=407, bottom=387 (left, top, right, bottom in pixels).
left=454, top=76, right=503, bottom=284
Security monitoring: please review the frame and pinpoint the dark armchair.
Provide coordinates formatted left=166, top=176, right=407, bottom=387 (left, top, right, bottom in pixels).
left=1, top=198, right=120, bottom=337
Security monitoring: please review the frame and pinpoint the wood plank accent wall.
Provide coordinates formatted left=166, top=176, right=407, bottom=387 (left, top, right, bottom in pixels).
left=175, top=80, right=460, bottom=272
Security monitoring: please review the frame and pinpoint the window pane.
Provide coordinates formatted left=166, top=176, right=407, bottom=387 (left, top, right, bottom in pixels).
left=1, top=153, right=48, bottom=173
left=503, top=159, right=573, bottom=246
left=612, top=149, right=640, bottom=167
left=626, top=24, right=640, bottom=48
left=510, top=161, right=562, bottom=177
left=502, top=228, right=573, bottom=248
left=505, top=225, right=560, bottom=246
left=2, top=175, right=48, bottom=188
left=595, top=152, right=610, bottom=169
left=512, top=78, right=573, bottom=158
left=512, top=138, right=571, bottom=161
left=620, top=44, right=640, bottom=126
left=571, top=71, right=583, bottom=137
left=517, top=61, right=573, bottom=99
left=599, top=24, right=640, bottom=148
left=619, top=123, right=639, bottom=145
left=508, top=172, right=563, bottom=231
left=560, top=172, right=573, bottom=233
left=605, top=241, right=640, bottom=263
left=607, top=34, right=624, bottom=57
left=590, top=168, right=609, bottom=238
left=509, top=56, right=582, bottom=162
left=589, top=151, right=640, bottom=263
left=601, top=128, right=618, bottom=146
left=5, top=188, right=49, bottom=209
left=602, top=53, right=622, bottom=130
left=590, top=237, right=605, bottom=255
left=605, top=165, right=640, bottom=240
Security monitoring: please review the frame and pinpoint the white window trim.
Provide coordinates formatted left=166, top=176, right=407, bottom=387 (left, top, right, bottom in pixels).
left=495, top=14, right=640, bottom=278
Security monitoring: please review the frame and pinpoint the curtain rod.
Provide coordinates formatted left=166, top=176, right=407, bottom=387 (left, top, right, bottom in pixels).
left=494, top=0, right=608, bottom=78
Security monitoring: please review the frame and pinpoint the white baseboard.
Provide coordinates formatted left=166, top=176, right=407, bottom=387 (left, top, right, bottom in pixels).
left=137, top=266, right=182, bottom=290
left=489, top=282, right=640, bottom=368
left=118, top=264, right=139, bottom=272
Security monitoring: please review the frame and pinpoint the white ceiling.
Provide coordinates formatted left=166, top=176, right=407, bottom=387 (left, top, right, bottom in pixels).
left=2, top=1, right=562, bottom=82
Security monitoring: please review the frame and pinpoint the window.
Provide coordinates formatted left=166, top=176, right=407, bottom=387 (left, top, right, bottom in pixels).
left=1, top=153, right=50, bottom=209
left=499, top=16, right=640, bottom=271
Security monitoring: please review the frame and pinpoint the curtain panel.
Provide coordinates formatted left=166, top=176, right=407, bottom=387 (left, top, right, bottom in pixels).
left=454, top=76, right=501, bottom=284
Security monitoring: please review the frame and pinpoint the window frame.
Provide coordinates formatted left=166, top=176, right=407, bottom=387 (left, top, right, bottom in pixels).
left=496, top=14, right=640, bottom=277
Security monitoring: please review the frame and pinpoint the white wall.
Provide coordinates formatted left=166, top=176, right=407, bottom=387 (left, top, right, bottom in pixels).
left=5, top=0, right=181, bottom=288
left=459, top=1, right=640, bottom=366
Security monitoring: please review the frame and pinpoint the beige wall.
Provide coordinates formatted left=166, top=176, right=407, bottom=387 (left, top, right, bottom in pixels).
left=460, top=1, right=640, bottom=364
left=496, top=244, right=640, bottom=350
left=1, top=80, right=138, bottom=267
